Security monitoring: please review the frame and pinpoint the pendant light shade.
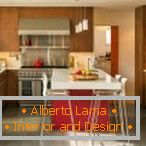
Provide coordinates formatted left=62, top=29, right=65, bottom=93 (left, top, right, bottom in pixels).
left=78, top=22, right=83, bottom=32
left=75, top=0, right=88, bottom=33
left=82, top=18, right=88, bottom=30
left=75, top=24, right=79, bottom=33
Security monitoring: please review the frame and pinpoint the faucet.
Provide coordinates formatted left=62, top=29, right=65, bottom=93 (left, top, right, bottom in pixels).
left=88, top=58, right=91, bottom=70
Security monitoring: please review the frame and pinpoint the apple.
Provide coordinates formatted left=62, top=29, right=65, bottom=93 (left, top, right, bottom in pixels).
left=74, top=69, right=82, bottom=75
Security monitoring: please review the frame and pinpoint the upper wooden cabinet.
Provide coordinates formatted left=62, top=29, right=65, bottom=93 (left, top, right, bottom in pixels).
left=0, top=8, right=19, bottom=52
left=19, top=7, right=93, bottom=52
left=70, top=7, right=93, bottom=52
left=0, top=7, right=93, bottom=52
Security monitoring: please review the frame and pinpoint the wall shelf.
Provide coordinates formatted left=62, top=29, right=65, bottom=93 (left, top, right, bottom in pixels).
left=19, top=32, right=70, bottom=50
left=19, top=30, right=70, bottom=35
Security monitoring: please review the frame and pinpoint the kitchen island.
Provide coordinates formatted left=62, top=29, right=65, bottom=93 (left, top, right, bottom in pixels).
left=49, top=69, right=121, bottom=130
left=51, top=68, right=121, bottom=90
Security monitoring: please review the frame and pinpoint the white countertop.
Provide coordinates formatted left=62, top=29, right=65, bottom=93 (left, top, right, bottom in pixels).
left=51, top=69, right=121, bottom=90
left=0, top=68, right=6, bottom=74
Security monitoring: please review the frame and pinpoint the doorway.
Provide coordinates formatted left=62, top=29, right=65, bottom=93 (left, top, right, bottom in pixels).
left=94, top=25, right=119, bottom=76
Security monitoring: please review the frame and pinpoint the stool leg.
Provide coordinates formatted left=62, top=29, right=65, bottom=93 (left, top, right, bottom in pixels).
left=87, top=100, right=94, bottom=129
left=88, top=100, right=94, bottom=146
left=40, top=100, right=47, bottom=136
left=113, top=100, right=119, bottom=125
left=68, top=100, right=78, bottom=146
left=90, top=100, right=104, bottom=146
left=94, top=100, right=104, bottom=146
left=118, top=100, right=126, bottom=136
left=123, top=100, right=130, bottom=146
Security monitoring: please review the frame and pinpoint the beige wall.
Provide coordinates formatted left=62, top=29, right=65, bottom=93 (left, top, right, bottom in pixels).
left=94, top=8, right=135, bottom=95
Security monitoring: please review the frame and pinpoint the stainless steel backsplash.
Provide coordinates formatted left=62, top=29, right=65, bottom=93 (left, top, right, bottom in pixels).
left=21, top=49, right=69, bottom=67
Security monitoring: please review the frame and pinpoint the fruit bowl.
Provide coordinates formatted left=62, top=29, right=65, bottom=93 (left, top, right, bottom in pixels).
left=69, top=73, right=99, bottom=81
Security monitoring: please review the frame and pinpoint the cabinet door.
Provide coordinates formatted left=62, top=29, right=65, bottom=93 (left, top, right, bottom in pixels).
left=0, top=8, right=19, bottom=52
left=6, top=70, right=18, bottom=96
left=0, top=71, right=7, bottom=96
left=0, top=80, right=6, bottom=96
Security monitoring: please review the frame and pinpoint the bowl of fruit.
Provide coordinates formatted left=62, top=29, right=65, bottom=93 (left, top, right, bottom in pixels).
left=69, top=69, right=98, bottom=81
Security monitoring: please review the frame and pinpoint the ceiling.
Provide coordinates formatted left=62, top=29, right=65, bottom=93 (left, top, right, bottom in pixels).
left=0, top=0, right=145, bottom=9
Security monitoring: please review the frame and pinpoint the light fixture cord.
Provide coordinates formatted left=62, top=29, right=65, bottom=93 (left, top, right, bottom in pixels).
left=83, top=0, right=86, bottom=19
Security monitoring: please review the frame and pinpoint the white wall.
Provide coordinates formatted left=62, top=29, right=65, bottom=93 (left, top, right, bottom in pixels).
left=94, top=8, right=135, bottom=95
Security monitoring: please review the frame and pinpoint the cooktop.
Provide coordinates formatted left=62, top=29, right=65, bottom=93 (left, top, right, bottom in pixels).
left=21, top=65, right=68, bottom=69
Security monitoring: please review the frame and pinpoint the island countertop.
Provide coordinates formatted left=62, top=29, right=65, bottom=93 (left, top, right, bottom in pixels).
left=51, top=69, right=121, bottom=90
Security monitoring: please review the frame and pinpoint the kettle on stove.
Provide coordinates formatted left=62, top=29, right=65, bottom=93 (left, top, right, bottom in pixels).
left=33, top=58, right=43, bottom=68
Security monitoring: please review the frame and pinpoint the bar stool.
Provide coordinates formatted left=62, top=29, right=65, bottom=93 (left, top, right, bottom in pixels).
left=113, top=76, right=129, bottom=145
left=92, top=74, right=122, bottom=128
left=41, top=73, right=76, bottom=140
left=113, top=77, right=129, bottom=138
left=46, top=90, right=78, bottom=146
left=118, top=77, right=129, bottom=135
left=113, top=74, right=122, bottom=128
left=93, top=75, right=129, bottom=144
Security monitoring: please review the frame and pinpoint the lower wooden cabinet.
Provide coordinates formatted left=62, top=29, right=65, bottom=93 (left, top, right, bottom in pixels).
left=0, top=70, right=18, bottom=96
left=0, top=71, right=7, bottom=96
left=6, top=70, right=18, bottom=96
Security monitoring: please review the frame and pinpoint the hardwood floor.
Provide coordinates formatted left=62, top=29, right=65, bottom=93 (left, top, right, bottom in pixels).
left=0, top=106, right=145, bottom=146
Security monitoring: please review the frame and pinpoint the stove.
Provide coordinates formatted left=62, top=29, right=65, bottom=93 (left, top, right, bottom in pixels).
left=21, top=65, right=68, bottom=69
left=18, top=69, right=52, bottom=79
left=18, top=68, right=52, bottom=98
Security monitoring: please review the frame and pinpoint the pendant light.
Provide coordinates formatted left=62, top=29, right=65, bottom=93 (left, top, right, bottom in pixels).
left=75, top=1, right=79, bottom=33
left=82, top=0, right=88, bottom=31
left=75, top=0, right=86, bottom=33
left=78, top=7, right=83, bottom=33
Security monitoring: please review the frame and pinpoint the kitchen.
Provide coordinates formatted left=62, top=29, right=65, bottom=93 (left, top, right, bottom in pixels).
left=0, top=8, right=119, bottom=97
left=0, top=1, right=144, bottom=146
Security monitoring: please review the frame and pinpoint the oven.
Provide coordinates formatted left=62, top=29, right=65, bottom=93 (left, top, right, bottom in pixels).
left=18, top=69, right=51, bottom=106
left=18, top=78, right=51, bottom=96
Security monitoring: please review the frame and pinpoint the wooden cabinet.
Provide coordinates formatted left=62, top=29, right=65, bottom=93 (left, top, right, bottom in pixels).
left=0, top=7, right=92, bottom=52
left=0, top=70, right=18, bottom=96
left=0, top=71, right=7, bottom=96
left=135, top=6, right=146, bottom=108
left=6, top=70, right=18, bottom=96
left=0, top=8, right=19, bottom=52
left=70, top=7, right=93, bottom=52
